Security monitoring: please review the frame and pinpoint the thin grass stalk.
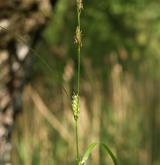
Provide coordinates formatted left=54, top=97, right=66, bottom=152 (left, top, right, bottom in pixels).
left=77, top=4, right=81, bottom=97
left=73, top=0, right=83, bottom=164
left=75, top=120, right=79, bottom=163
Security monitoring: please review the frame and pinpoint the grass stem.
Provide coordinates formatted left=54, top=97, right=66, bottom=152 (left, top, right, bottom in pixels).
left=73, top=1, right=83, bottom=164
left=75, top=120, right=80, bottom=164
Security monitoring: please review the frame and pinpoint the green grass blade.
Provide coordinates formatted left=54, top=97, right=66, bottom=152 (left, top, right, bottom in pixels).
left=80, top=142, right=98, bottom=165
left=80, top=142, right=118, bottom=165
left=100, top=143, right=119, bottom=165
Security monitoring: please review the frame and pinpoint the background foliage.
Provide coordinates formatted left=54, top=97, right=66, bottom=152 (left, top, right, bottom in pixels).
left=12, top=0, right=160, bottom=164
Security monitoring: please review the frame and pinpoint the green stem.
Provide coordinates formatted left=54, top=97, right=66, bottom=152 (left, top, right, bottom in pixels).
left=75, top=1, right=82, bottom=164
left=77, top=13, right=81, bottom=96
left=75, top=120, right=80, bottom=164
left=77, top=46, right=81, bottom=95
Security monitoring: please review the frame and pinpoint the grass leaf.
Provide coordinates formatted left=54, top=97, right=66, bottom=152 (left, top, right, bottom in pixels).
left=80, top=142, right=119, bottom=165
left=80, top=142, right=98, bottom=165
left=101, top=143, right=119, bottom=165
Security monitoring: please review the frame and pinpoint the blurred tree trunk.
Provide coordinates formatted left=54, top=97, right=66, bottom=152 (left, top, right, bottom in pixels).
left=0, top=0, right=56, bottom=164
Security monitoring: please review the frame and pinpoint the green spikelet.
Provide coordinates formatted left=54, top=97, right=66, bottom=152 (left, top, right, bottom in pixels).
left=77, top=0, right=83, bottom=12
left=75, top=26, right=82, bottom=47
left=72, top=93, right=79, bottom=121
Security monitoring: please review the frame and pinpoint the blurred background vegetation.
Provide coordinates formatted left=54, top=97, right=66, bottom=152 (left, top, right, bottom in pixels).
left=12, top=0, right=160, bottom=164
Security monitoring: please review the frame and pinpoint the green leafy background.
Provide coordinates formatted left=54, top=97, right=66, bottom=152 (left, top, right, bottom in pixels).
left=12, top=0, right=160, bottom=164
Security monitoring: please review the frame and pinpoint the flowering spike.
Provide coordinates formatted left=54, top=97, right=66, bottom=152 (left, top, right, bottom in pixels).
left=75, top=26, right=82, bottom=47
left=72, top=93, right=79, bottom=121
left=77, top=0, right=83, bottom=12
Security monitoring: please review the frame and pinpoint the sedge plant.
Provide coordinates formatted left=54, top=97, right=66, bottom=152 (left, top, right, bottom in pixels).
left=72, top=0, right=119, bottom=165
left=0, top=1, right=119, bottom=163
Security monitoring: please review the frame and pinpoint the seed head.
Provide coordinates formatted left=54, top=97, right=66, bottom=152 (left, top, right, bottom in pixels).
left=75, top=26, right=82, bottom=47
left=77, top=0, right=83, bottom=12
left=72, top=93, right=79, bottom=121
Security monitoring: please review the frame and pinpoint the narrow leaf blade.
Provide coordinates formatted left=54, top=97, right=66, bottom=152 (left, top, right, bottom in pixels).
left=100, top=143, right=119, bottom=165
left=81, top=142, right=98, bottom=164
left=81, top=142, right=119, bottom=165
